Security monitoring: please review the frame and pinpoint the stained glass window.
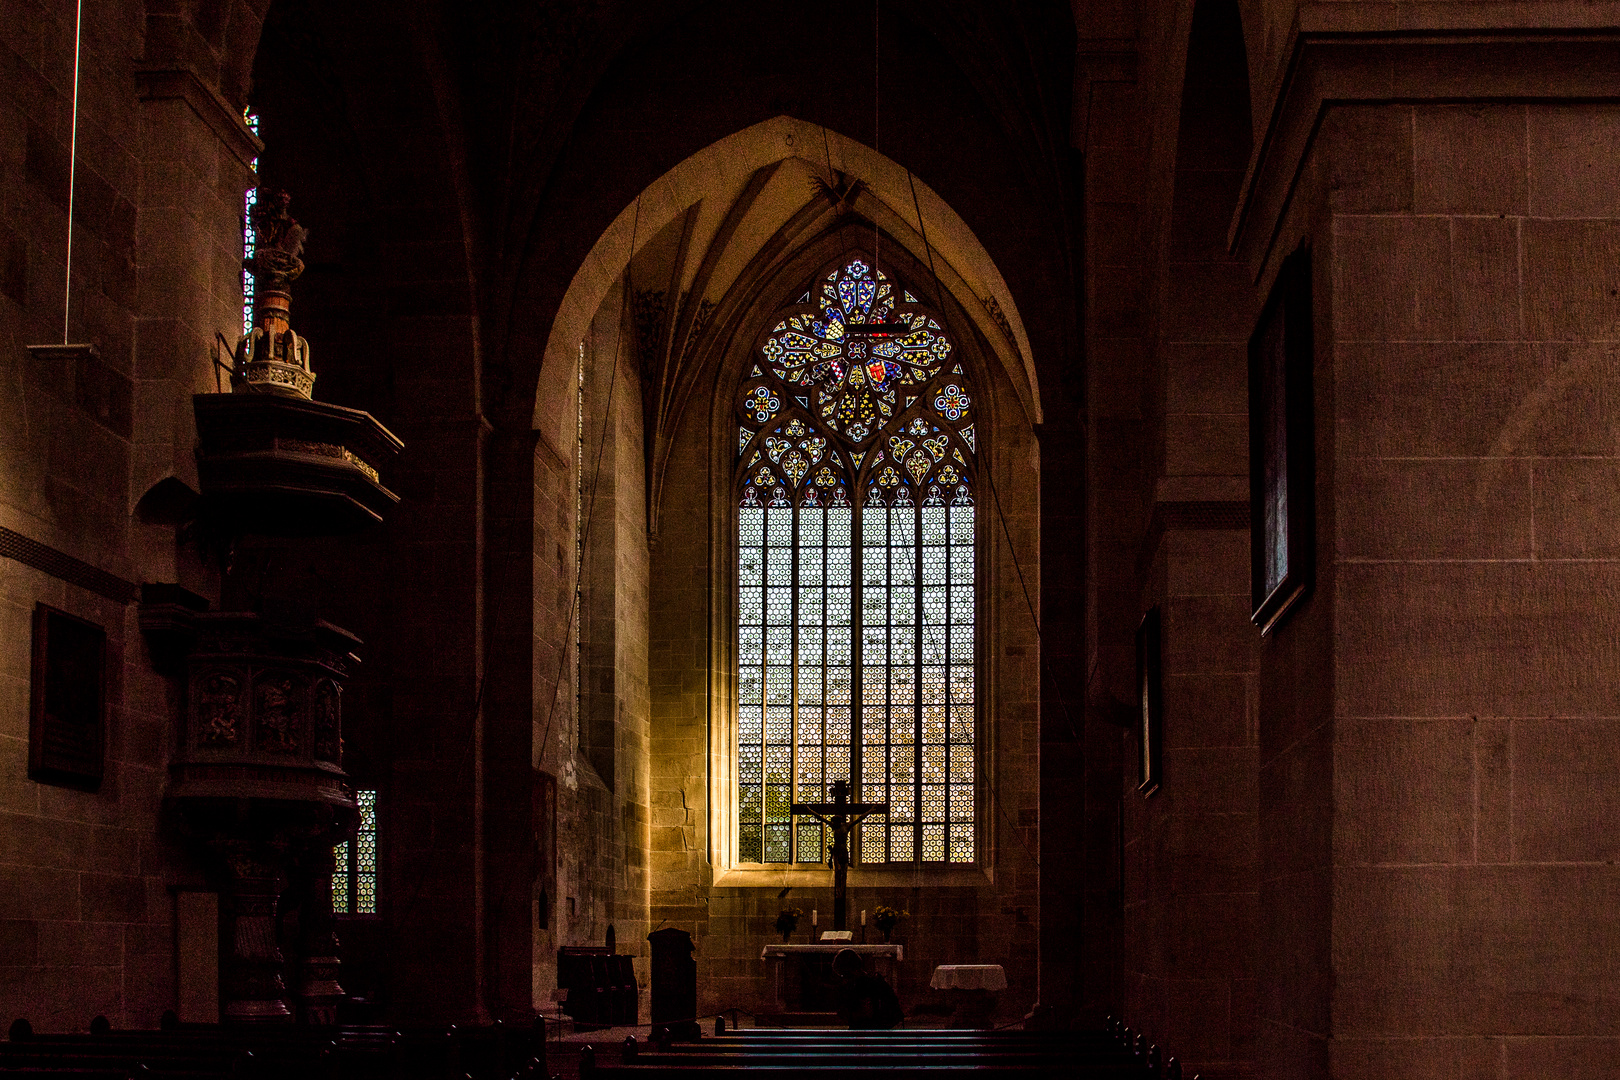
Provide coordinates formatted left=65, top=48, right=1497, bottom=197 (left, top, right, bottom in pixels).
left=737, top=259, right=976, bottom=866
left=242, top=108, right=259, bottom=336
left=332, top=789, right=378, bottom=915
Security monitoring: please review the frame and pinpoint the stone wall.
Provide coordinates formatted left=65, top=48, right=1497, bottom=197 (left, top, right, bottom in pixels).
left=1318, top=98, right=1620, bottom=1077
left=564, top=283, right=651, bottom=998
left=0, top=0, right=258, bottom=1030
left=1092, top=3, right=1263, bottom=1074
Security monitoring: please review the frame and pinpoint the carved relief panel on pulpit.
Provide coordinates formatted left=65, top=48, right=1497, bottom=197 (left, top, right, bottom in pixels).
left=168, top=614, right=357, bottom=808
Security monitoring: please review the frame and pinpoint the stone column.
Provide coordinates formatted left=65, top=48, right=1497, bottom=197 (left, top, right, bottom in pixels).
left=1037, top=418, right=1085, bottom=1023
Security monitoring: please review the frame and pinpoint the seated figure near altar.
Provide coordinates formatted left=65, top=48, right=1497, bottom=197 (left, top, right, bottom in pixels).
left=832, top=949, right=903, bottom=1029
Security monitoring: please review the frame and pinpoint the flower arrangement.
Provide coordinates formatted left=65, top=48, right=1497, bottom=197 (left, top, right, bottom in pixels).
left=872, top=905, right=908, bottom=942
left=775, top=906, right=804, bottom=941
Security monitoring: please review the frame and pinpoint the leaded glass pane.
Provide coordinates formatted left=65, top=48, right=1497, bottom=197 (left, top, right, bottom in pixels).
left=765, top=747, right=791, bottom=788
left=797, top=822, right=824, bottom=864
left=862, top=823, right=886, bottom=863
left=331, top=789, right=379, bottom=915
left=949, top=823, right=974, bottom=863
left=331, top=841, right=350, bottom=915
left=949, top=704, right=973, bottom=743
left=828, top=666, right=851, bottom=704
left=356, top=789, right=378, bottom=914
left=764, top=824, right=791, bottom=862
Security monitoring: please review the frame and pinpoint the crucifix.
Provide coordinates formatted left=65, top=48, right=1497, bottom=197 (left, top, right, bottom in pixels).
left=791, top=779, right=888, bottom=931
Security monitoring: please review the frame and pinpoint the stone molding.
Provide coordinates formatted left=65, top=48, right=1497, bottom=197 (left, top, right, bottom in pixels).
left=0, top=525, right=138, bottom=605
left=1071, top=38, right=1137, bottom=151
left=135, top=64, right=265, bottom=170
left=1232, top=13, right=1620, bottom=277
left=532, top=426, right=568, bottom=474
left=1136, top=499, right=1249, bottom=584
left=714, top=865, right=995, bottom=890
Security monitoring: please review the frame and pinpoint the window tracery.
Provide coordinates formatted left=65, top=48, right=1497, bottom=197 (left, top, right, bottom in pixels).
left=736, top=258, right=977, bottom=866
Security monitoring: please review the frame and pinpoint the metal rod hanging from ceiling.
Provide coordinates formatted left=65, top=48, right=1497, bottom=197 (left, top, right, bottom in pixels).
left=63, top=0, right=84, bottom=344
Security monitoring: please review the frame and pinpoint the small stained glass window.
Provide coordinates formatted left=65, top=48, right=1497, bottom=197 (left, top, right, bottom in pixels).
left=737, top=259, right=977, bottom=866
left=332, top=789, right=378, bottom=915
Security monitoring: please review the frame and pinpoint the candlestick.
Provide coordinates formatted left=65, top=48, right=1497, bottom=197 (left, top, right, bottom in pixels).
left=812, top=909, right=818, bottom=926
left=861, top=909, right=867, bottom=926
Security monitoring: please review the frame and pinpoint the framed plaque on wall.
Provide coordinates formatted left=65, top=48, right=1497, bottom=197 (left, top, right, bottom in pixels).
left=29, top=603, right=107, bottom=791
left=1249, top=245, right=1315, bottom=636
left=1136, top=605, right=1162, bottom=797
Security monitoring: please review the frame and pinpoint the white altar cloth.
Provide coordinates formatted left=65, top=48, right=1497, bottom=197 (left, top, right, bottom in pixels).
left=929, top=964, right=1008, bottom=991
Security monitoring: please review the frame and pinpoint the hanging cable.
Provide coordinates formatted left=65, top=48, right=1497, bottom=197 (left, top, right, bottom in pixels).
left=397, top=199, right=641, bottom=930
left=62, top=0, right=84, bottom=343
left=873, top=0, right=880, bottom=271
left=894, top=170, right=1047, bottom=866
left=537, top=196, right=640, bottom=763
left=904, top=168, right=1084, bottom=748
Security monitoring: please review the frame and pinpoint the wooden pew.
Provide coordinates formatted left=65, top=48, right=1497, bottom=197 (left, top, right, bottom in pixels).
left=1, top=1018, right=556, bottom=1080
left=579, top=1028, right=1158, bottom=1080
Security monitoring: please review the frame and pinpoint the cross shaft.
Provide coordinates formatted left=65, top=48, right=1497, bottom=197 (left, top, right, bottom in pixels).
left=791, top=779, right=889, bottom=931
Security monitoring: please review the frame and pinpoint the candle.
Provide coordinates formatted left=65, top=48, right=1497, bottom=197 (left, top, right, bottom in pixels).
left=861, top=909, right=867, bottom=926
left=812, top=909, right=818, bottom=926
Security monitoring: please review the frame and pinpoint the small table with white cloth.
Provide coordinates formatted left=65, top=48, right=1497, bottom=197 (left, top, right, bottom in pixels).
left=929, top=964, right=1007, bottom=1027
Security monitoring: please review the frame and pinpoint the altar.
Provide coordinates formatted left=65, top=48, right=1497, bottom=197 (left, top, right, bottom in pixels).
left=759, top=943, right=904, bottom=1022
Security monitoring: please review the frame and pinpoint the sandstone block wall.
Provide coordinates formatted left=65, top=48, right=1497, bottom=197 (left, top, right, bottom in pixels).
left=0, top=0, right=256, bottom=1030
left=1320, top=100, right=1620, bottom=1077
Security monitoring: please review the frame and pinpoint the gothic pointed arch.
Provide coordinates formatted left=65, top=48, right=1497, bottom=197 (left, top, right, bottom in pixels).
left=734, top=255, right=979, bottom=866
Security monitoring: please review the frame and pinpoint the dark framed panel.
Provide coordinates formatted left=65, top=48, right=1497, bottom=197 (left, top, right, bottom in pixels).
left=1136, top=606, right=1162, bottom=797
left=1249, top=245, right=1316, bottom=635
left=29, top=603, right=107, bottom=791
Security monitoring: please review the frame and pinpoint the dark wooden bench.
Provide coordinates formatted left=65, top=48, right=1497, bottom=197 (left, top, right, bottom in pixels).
left=577, top=1026, right=1161, bottom=1080
left=1, top=1016, right=551, bottom=1080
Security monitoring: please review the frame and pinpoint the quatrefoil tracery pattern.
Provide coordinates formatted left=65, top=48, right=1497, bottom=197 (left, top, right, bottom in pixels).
left=735, top=258, right=979, bottom=869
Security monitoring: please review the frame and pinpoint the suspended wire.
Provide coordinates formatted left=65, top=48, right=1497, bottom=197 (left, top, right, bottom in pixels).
left=537, top=196, right=640, bottom=766
left=904, top=168, right=1084, bottom=749
left=872, top=0, right=880, bottom=273
left=63, top=0, right=84, bottom=344
left=399, top=199, right=641, bottom=930
left=898, top=168, right=1043, bottom=864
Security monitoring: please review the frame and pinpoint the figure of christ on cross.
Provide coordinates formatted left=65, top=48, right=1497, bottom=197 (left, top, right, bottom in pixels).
left=791, top=779, right=889, bottom=931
